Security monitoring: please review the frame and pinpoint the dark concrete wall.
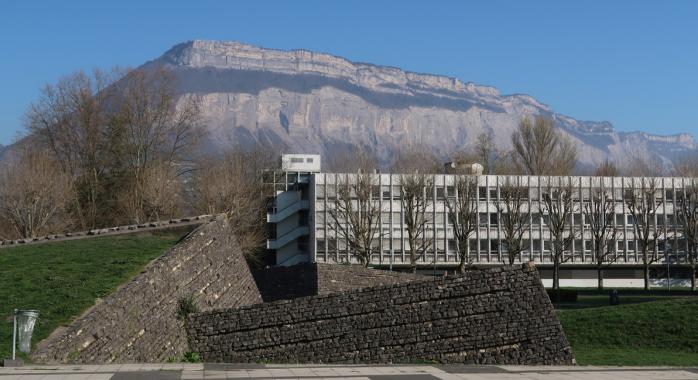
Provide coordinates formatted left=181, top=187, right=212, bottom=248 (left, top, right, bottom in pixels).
left=252, top=263, right=424, bottom=302
left=31, top=216, right=262, bottom=364
left=187, top=265, right=574, bottom=365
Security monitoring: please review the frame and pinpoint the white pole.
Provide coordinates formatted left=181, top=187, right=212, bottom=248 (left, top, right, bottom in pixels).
left=11, top=309, right=17, bottom=360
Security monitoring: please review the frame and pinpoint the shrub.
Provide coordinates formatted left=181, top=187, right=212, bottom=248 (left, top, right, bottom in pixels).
left=176, top=294, right=199, bottom=320
left=182, top=351, right=202, bottom=363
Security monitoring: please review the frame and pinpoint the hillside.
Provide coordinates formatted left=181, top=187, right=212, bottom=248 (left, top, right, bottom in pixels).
left=559, top=297, right=698, bottom=365
left=140, top=40, right=695, bottom=169
left=0, top=229, right=190, bottom=361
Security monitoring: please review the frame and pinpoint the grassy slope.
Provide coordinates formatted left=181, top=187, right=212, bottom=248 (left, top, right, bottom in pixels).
left=0, top=230, right=188, bottom=361
left=559, top=297, right=698, bottom=366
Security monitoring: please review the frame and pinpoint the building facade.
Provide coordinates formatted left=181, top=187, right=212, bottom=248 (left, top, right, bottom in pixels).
left=266, top=156, right=696, bottom=287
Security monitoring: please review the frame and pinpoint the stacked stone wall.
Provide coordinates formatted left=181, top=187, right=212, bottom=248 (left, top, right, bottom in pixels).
left=31, top=216, right=262, bottom=363
left=0, top=215, right=214, bottom=248
left=187, top=265, right=574, bottom=365
left=252, top=263, right=424, bottom=302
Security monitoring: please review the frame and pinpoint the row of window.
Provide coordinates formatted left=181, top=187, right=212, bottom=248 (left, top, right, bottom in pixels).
left=315, top=238, right=690, bottom=253
left=317, top=211, right=682, bottom=227
left=316, top=184, right=688, bottom=202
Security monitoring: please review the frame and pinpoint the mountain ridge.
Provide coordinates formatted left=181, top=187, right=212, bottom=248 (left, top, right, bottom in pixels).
left=145, top=40, right=695, bottom=170
left=4, top=40, right=694, bottom=171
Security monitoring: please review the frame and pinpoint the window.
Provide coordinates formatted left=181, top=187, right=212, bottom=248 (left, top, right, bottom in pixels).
left=490, top=213, right=499, bottom=226
left=382, top=185, right=391, bottom=199
left=544, top=241, right=551, bottom=251
left=381, top=212, right=391, bottom=224
left=667, top=214, right=676, bottom=226
left=665, top=190, right=674, bottom=201
left=628, top=241, right=636, bottom=251
left=291, top=157, right=303, bottom=163
left=658, top=241, right=666, bottom=252
left=436, top=187, right=446, bottom=200
left=532, top=239, right=542, bottom=252
left=306, top=157, right=314, bottom=163
left=584, top=240, right=592, bottom=251
left=479, top=187, right=487, bottom=200
left=327, top=239, right=337, bottom=251
left=479, top=213, right=488, bottom=226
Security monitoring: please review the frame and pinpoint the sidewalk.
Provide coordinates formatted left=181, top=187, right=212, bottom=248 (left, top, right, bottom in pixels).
left=1, top=364, right=698, bottom=380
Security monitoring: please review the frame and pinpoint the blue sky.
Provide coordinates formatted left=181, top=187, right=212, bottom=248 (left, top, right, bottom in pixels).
left=1, top=0, right=697, bottom=145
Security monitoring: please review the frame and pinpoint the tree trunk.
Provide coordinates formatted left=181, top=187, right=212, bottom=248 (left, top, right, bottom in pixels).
left=691, top=264, right=696, bottom=292
left=644, top=264, right=650, bottom=291
left=597, top=266, right=604, bottom=291
left=553, top=259, right=560, bottom=291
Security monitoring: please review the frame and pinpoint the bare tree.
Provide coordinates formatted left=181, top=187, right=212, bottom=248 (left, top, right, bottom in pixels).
left=329, top=173, right=382, bottom=267
left=445, top=175, right=479, bottom=272
left=399, top=173, right=435, bottom=273
left=491, top=150, right=523, bottom=176
left=677, top=182, right=698, bottom=291
left=0, top=149, right=72, bottom=238
left=494, top=178, right=531, bottom=265
left=475, top=131, right=496, bottom=175
left=391, top=145, right=442, bottom=174
left=673, top=152, right=698, bottom=177
left=511, top=115, right=578, bottom=176
left=595, top=160, right=619, bottom=177
left=623, top=152, right=664, bottom=177
left=625, top=178, right=665, bottom=290
left=189, top=147, right=276, bottom=262
left=117, top=163, right=182, bottom=223
left=326, top=146, right=380, bottom=173
left=109, top=68, right=201, bottom=224
left=541, top=179, right=579, bottom=291
left=25, top=69, right=117, bottom=229
left=584, top=188, right=620, bottom=291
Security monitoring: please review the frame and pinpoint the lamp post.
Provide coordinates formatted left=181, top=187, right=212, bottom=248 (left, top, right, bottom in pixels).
left=4, top=310, right=38, bottom=367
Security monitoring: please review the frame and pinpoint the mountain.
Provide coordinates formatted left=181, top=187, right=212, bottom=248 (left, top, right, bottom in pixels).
left=55, top=40, right=698, bottom=170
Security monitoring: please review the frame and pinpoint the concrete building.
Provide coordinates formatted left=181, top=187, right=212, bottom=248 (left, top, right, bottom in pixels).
left=266, top=155, right=695, bottom=287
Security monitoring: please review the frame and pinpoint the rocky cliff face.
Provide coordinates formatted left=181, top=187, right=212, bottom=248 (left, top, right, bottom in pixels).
left=145, top=40, right=696, bottom=169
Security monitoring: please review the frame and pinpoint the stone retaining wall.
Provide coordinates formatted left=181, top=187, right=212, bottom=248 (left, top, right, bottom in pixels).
left=187, top=264, right=574, bottom=365
left=0, top=215, right=214, bottom=249
left=252, top=263, right=424, bottom=302
left=31, top=216, right=262, bottom=363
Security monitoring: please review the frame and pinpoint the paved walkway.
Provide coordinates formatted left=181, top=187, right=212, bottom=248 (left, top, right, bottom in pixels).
left=2, top=364, right=698, bottom=380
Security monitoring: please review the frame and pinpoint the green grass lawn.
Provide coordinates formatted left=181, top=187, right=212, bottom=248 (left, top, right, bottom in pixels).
left=0, top=229, right=190, bottom=361
left=558, top=297, right=698, bottom=366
